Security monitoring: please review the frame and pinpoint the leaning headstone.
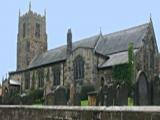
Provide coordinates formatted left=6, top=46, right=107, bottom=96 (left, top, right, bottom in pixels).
left=135, top=71, right=150, bottom=105
left=152, top=76, right=160, bottom=105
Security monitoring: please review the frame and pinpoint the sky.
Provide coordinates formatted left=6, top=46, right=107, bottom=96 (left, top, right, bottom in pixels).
left=0, top=0, right=160, bottom=81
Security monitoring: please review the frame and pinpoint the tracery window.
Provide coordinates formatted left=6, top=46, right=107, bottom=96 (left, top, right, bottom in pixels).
left=73, top=56, right=84, bottom=80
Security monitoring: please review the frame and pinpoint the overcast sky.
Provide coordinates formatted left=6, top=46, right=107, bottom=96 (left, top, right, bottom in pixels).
left=0, top=0, right=160, bottom=81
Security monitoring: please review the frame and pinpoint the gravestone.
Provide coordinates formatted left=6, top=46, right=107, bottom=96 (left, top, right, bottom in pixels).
left=115, top=84, right=128, bottom=106
left=152, top=76, right=160, bottom=105
left=74, top=84, right=81, bottom=105
left=135, top=71, right=150, bottom=105
left=74, top=93, right=81, bottom=105
left=105, top=84, right=116, bottom=106
left=46, top=86, right=67, bottom=105
left=54, top=86, right=67, bottom=105
left=46, top=92, right=55, bottom=105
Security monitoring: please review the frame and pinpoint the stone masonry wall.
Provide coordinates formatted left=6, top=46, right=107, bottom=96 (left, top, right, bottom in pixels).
left=10, top=47, right=106, bottom=93
left=17, top=10, right=47, bottom=70
left=64, top=48, right=105, bottom=88
left=0, top=105, right=160, bottom=120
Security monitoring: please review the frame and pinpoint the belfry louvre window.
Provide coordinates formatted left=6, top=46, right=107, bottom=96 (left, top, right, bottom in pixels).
left=73, top=56, right=84, bottom=80
left=35, top=23, right=40, bottom=38
left=23, top=23, right=26, bottom=38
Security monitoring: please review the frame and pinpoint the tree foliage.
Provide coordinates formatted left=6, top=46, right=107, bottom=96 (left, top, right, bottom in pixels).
left=29, top=89, right=44, bottom=104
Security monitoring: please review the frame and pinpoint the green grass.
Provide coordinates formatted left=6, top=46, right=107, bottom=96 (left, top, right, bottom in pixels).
left=128, top=97, right=134, bottom=106
left=81, top=100, right=88, bottom=106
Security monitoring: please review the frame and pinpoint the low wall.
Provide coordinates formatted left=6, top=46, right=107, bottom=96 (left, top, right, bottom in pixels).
left=0, top=105, right=160, bottom=120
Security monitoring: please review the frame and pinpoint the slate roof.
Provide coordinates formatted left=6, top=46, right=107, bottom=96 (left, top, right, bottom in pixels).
left=29, top=23, right=149, bottom=69
left=29, top=35, right=99, bottom=68
left=29, top=45, right=67, bottom=68
left=95, top=23, right=149, bottom=55
left=99, top=49, right=138, bottom=68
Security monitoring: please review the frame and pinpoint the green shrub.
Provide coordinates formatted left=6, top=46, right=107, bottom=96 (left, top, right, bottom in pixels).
left=21, top=89, right=44, bottom=105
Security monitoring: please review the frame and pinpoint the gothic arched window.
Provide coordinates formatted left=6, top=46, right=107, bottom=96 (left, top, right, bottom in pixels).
left=25, top=72, right=30, bottom=89
left=38, top=69, right=44, bottom=88
left=73, top=56, right=84, bottom=81
left=52, top=65, right=61, bottom=86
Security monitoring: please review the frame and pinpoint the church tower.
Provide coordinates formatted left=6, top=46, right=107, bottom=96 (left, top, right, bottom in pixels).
left=17, top=3, right=47, bottom=70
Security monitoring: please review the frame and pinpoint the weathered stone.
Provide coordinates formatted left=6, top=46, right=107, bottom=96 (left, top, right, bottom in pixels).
left=0, top=106, right=160, bottom=120
left=17, top=9, right=47, bottom=71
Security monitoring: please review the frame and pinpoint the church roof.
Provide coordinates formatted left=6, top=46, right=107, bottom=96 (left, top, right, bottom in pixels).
left=29, top=35, right=100, bottom=68
left=99, top=49, right=138, bottom=68
left=95, top=23, right=148, bottom=55
left=29, top=23, right=149, bottom=69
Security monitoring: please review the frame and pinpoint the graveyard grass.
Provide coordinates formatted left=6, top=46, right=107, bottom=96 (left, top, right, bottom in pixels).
left=128, top=97, right=134, bottom=106
left=81, top=100, right=88, bottom=106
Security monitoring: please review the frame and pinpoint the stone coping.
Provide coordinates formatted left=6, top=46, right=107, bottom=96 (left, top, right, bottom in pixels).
left=0, top=105, right=160, bottom=112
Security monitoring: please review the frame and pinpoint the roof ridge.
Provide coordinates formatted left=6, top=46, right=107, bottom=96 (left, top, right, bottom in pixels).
left=104, top=23, right=149, bottom=37
left=47, top=45, right=66, bottom=52
left=106, top=48, right=139, bottom=56
left=45, top=23, right=149, bottom=54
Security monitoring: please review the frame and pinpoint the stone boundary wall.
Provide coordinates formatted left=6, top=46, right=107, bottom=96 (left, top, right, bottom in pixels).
left=0, top=105, right=160, bottom=120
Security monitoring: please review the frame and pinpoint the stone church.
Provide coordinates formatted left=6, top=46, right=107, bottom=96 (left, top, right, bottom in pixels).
left=5, top=5, right=159, bottom=104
